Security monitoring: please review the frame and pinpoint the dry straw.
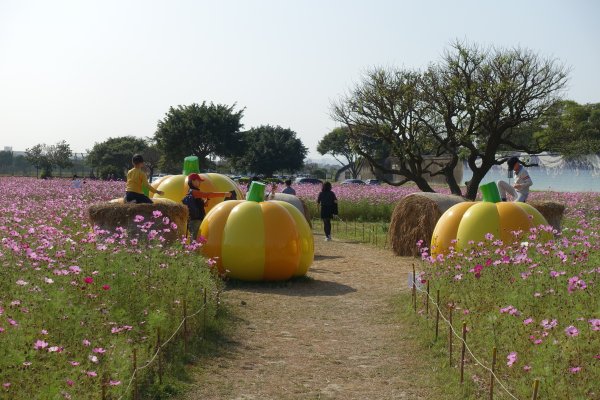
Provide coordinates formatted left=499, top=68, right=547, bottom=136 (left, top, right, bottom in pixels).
left=527, top=200, right=565, bottom=232
left=88, top=198, right=189, bottom=243
left=389, top=192, right=465, bottom=257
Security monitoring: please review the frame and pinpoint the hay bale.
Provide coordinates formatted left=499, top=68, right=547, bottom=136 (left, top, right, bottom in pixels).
left=389, top=192, right=465, bottom=257
left=269, top=193, right=312, bottom=226
left=88, top=198, right=188, bottom=243
left=528, top=200, right=565, bottom=232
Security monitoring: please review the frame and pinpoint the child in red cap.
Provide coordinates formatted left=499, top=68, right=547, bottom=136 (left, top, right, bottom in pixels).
left=183, top=173, right=232, bottom=241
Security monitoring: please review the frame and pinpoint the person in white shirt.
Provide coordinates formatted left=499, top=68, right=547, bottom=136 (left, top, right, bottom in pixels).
left=281, top=179, right=296, bottom=196
left=497, top=157, right=533, bottom=202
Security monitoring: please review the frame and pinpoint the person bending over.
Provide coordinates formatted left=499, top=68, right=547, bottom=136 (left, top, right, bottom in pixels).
left=183, top=173, right=231, bottom=241
left=497, top=157, right=533, bottom=202
left=125, top=154, right=163, bottom=203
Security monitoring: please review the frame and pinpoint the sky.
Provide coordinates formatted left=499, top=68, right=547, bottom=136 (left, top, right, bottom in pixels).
left=1, top=0, right=599, bottom=159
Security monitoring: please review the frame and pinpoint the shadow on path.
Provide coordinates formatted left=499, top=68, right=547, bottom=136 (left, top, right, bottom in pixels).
left=225, top=277, right=356, bottom=297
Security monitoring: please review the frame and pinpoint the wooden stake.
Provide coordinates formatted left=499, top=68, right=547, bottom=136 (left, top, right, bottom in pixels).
left=435, top=289, right=440, bottom=341
left=203, top=287, right=207, bottom=339
left=411, top=264, right=417, bottom=312
left=132, top=348, right=138, bottom=400
left=460, top=322, right=467, bottom=384
left=448, top=305, right=453, bottom=366
left=531, top=379, right=540, bottom=400
left=183, top=299, right=188, bottom=354
left=425, top=280, right=430, bottom=315
left=489, top=347, right=497, bottom=400
left=101, top=373, right=107, bottom=400
left=374, top=225, right=377, bottom=246
left=156, top=328, right=163, bottom=385
left=216, top=289, right=221, bottom=317
left=362, top=222, right=365, bottom=241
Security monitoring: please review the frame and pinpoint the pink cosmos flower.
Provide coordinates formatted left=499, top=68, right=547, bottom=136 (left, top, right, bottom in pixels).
left=41, top=329, right=48, bottom=335
left=565, top=326, right=579, bottom=337
left=69, top=361, right=80, bottom=366
left=102, top=285, right=110, bottom=291
left=589, top=319, right=600, bottom=331
left=86, top=371, right=97, bottom=377
left=15, top=279, right=27, bottom=286
left=152, top=210, right=162, bottom=218
left=506, top=352, right=518, bottom=367
left=523, top=365, right=531, bottom=372
left=47, top=346, right=61, bottom=353
left=92, top=347, right=106, bottom=354
left=23, top=362, right=32, bottom=366
left=3, top=382, right=10, bottom=388
left=569, top=366, right=581, bottom=374
left=34, top=340, right=49, bottom=350
left=83, top=277, right=93, bottom=284
left=523, top=318, right=534, bottom=325
left=66, top=379, right=74, bottom=386
left=69, top=266, right=81, bottom=274
left=88, top=355, right=98, bottom=364
left=109, top=380, right=121, bottom=386
left=82, top=339, right=91, bottom=347
left=541, top=319, right=558, bottom=330
left=133, top=215, right=145, bottom=222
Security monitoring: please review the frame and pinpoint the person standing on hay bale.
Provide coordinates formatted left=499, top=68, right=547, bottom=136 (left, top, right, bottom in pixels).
left=125, top=154, right=163, bottom=204
left=317, top=181, right=338, bottom=241
left=497, top=156, right=533, bottom=203
left=184, top=173, right=232, bottom=241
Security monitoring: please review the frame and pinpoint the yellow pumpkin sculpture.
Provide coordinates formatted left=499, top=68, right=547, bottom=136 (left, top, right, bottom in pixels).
left=150, top=156, right=243, bottom=214
left=200, top=182, right=314, bottom=281
left=431, top=182, right=549, bottom=256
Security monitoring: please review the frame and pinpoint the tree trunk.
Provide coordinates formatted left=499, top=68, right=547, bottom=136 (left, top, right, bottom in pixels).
left=444, top=168, right=463, bottom=196
left=465, top=168, right=488, bottom=200
left=413, top=175, right=436, bottom=193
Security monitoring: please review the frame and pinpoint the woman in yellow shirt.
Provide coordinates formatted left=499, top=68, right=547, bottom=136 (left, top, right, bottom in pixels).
left=125, top=154, right=163, bottom=203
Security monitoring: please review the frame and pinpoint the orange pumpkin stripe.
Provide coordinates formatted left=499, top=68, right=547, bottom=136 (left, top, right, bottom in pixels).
left=259, top=202, right=300, bottom=281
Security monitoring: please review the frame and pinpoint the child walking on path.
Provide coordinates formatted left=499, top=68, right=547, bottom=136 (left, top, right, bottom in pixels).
left=183, top=173, right=231, bottom=241
left=497, top=156, right=533, bottom=202
left=317, top=181, right=338, bottom=241
left=125, top=154, right=163, bottom=203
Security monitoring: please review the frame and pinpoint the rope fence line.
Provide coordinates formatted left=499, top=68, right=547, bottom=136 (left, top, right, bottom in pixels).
left=116, top=295, right=212, bottom=400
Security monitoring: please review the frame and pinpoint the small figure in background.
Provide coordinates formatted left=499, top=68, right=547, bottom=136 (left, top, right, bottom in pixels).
left=124, top=154, right=163, bottom=203
left=183, top=173, right=232, bottom=241
left=71, top=174, right=82, bottom=189
left=497, top=157, right=533, bottom=202
left=281, top=179, right=296, bottom=196
left=317, top=181, right=338, bottom=241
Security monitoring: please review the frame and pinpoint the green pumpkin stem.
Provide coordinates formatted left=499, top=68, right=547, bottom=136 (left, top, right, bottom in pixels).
left=246, top=181, right=266, bottom=202
left=183, top=156, right=200, bottom=175
left=480, top=181, right=501, bottom=203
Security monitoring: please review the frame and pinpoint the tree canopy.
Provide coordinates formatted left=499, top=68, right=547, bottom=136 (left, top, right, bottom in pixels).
left=317, top=127, right=363, bottom=179
left=87, top=136, right=148, bottom=178
left=25, top=141, right=73, bottom=178
left=332, top=41, right=569, bottom=199
left=235, top=125, right=307, bottom=177
left=154, top=102, right=244, bottom=168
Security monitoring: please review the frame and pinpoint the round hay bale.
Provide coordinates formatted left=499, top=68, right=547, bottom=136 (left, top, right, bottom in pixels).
left=268, top=193, right=312, bottom=226
left=527, top=200, right=565, bottom=232
left=389, top=192, right=465, bottom=257
left=88, top=198, right=188, bottom=243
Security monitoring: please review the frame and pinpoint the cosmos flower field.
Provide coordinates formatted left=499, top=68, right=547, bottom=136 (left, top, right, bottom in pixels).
left=0, top=178, right=220, bottom=399
left=1, top=177, right=598, bottom=398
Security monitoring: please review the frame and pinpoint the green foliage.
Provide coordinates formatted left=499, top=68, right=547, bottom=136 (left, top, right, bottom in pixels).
left=235, top=125, right=307, bottom=177
left=99, top=165, right=124, bottom=180
left=87, top=136, right=148, bottom=175
left=332, top=41, right=569, bottom=199
left=534, top=101, right=600, bottom=158
left=317, top=127, right=363, bottom=179
left=0, top=150, right=13, bottom=169
left=25, top=141, right=73, bottom=177
left=154, top=102, right=244, bottom=168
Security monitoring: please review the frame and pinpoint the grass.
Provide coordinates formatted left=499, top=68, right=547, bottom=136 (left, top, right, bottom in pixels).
left=410, top=213, right=600, bottom=399
left=0, top=177, right=224, bottom=399
left=311, top=217, right=390, bottom=248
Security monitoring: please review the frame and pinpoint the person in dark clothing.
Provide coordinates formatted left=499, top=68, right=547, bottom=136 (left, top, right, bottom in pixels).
left=317, top=181, right=338, bottom=241
left=183, top=173, right=231, bottom=241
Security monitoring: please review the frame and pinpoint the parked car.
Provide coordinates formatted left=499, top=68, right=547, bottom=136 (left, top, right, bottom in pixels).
left=364, top=179, right=381, bottom=185
left=295, top=177, right=323, bottom=185
left=341, top=179, right=366, bottom=185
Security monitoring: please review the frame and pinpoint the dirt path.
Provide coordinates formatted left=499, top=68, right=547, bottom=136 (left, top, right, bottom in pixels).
left=181, top=234, right=436, bottom=400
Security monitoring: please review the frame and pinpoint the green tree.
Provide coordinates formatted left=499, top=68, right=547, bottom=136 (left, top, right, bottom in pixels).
left=317, top=127, right=364, bottom=180
left=154, top=102, right=244, bottom=168
left=0, top=150, right=13, bottom=173
left=25, top=144, right=52, bottom=178
left=49, top=140, right=73, bottom=176
left=533, top=101, right=600, bottom=158
left=13, top=155, right=31, bottom=176
left=332, top=41, right=568, bottom=199
left=87, top=136, right=147, bottom=178
left=236, top=125, right=307, bottom=177
left=141, top=144, right=162, bottom=179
